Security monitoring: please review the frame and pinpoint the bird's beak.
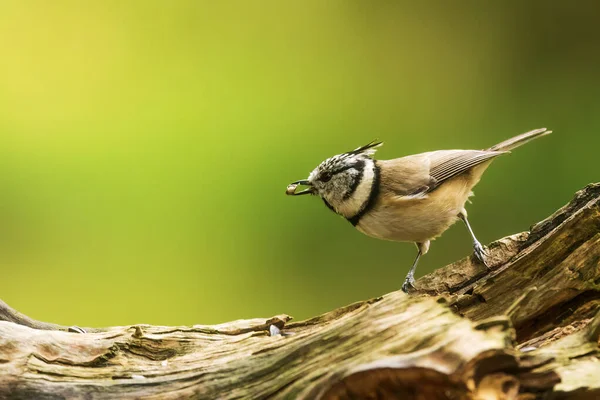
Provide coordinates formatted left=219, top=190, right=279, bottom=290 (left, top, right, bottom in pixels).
left=286, top=180, right=314, bottom=196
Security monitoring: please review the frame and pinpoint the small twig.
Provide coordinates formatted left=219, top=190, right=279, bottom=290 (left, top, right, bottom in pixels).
left=68, top=326, right=87, bottom=334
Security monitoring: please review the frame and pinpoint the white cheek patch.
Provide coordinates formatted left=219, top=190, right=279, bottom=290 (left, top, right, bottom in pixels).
left=336, top=160, right=375, bottom=218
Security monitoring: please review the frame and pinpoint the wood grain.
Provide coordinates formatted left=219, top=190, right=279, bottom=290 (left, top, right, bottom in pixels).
left=1, top=184, right=599, bottom=399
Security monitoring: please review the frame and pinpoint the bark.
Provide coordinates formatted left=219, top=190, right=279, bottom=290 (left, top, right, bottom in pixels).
left=1, top=183, right=599, bottom=400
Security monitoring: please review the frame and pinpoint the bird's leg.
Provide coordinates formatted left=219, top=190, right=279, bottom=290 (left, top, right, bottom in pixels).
left=458, top=210, right=489, bottom=269
left=401, top=250, right=421, bottom=293
left=401, top=241, right=429, bottom=293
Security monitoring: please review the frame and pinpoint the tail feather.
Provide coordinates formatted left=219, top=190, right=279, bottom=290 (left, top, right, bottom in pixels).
left=487, top=128, right=551, bottom=152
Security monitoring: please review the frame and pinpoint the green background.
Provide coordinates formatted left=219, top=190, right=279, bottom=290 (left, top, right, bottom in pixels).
left=0, top=1, right=598, bottom=327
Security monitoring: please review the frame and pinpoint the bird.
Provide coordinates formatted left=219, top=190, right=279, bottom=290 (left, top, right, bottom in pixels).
left=286, top=128, right=551, bottom=293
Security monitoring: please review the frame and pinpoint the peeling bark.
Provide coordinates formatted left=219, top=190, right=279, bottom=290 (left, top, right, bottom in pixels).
left=1, top=184, right=599, bottom=400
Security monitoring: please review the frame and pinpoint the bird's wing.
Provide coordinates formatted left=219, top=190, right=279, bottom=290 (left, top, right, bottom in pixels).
left=427, top=150, right=506, bottom=184
left=378, top=155, right=437, bottom=198
left=378, top=150, right=505, bottom=199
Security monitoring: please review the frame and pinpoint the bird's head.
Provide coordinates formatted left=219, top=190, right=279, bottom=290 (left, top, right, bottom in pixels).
left=287, top=141, right=382, bottom=218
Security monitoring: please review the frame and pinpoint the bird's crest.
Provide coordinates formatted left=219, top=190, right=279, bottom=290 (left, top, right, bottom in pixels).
left=345, top=140, right=383, bottom=157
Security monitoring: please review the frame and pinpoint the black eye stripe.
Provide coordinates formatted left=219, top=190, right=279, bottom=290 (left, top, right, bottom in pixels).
left=326, top=161, right=365, bottom=177
left=330, top=166, right=354, bottom=175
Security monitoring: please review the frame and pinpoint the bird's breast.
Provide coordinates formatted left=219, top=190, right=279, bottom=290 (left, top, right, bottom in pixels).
left=356, top=176, right=474, bottom=243
left=356, top=204, right=457, bottom=243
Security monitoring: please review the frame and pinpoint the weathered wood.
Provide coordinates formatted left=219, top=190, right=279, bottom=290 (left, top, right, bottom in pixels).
left=0, top=184, right=599, bottom=399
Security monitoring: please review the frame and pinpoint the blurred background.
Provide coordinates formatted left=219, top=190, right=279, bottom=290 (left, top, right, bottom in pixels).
left=0, top=1, right=598, bottom=327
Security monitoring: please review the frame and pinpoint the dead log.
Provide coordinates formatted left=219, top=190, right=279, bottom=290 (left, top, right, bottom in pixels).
left=1, top=183, right=599, bottom=400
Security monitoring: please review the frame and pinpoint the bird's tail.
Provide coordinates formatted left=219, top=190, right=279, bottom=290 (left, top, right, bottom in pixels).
left=487, top=128, right=552, bottom=152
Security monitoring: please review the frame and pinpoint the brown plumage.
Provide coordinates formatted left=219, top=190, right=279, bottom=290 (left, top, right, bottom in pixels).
left=287, top=128, right=551, bottom=292
left=358, top=128, right=550, bottom=244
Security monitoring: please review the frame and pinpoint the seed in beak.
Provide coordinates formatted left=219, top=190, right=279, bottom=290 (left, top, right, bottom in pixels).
left=286, top=183, right=298, bottom=195
left=286, top=180, right=313, bottom=196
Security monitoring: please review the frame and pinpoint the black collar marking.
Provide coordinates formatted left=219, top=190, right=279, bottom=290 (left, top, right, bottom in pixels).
left=322, top=197, right=336, bottom=213
left=347, top=161, right=380, bottom=226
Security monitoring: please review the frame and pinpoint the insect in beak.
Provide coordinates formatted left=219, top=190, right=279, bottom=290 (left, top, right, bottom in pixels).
left=286, top=180, right=313, bottom=196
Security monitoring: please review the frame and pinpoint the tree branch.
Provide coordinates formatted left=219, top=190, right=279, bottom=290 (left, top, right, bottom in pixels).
left=1, top=184, right=599, bottom=399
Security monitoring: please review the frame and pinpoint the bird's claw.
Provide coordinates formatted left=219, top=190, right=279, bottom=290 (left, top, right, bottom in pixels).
left=473, top=241, right=490, bottom=269
left=401, top=276, right=416, bottom=293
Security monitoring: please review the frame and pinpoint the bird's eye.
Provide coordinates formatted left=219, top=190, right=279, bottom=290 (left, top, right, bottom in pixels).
left=319, top=173, right=332, bottom=182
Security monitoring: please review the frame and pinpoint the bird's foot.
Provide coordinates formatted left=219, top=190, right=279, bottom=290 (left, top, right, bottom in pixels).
left=68, top=326, right=86, bottom=334
left=401, top=276, right=416, bottom=293
left=473, top=241, right=490, bottom=270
